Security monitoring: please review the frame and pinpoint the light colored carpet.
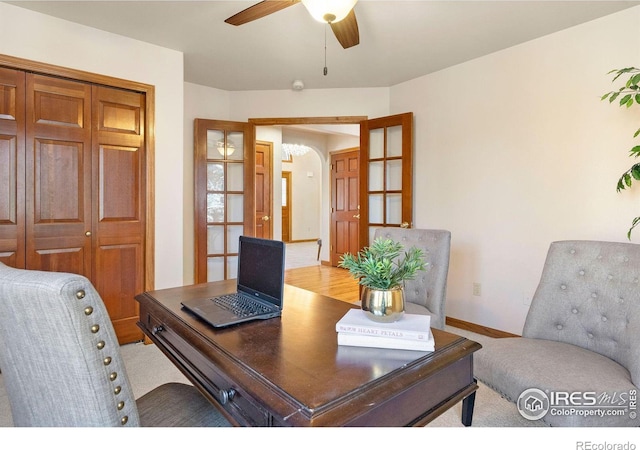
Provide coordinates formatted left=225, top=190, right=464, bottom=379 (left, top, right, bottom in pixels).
left=1, top=326, right=631, bottom=448
left=0, top=326, right=540, bottom=428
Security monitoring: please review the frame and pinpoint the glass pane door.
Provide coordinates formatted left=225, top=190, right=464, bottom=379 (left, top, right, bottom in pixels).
left=359, top=113, right=413, bottom=247
left=194, top=119, right=254, bottom=283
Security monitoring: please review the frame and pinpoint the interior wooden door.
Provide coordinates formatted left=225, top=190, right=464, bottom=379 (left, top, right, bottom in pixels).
left=194, top=119, right=255, bottom=284
left=281, top=171, right=291, bottom=242
left=331, top=149, right=360, bottom=266
left=359, top=113, right=414, bottom=248
left=0, top=56, right=154, bottom=345
left=0, top=67, right=25, bottom=268
left=255, top=141, right=272, bottom=239
left=25, top=74, right=93, bottom=276
left=92, top=85, right=146, bottom=344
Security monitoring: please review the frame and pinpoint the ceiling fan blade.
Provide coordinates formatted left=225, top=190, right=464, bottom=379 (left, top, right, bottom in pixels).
left=330, top=9, right=359, bottom=49
left=225, top=0, right=300, bottom=26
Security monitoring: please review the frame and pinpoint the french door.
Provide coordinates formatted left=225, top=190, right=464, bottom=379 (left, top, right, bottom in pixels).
left=194, top=119, right=255, bottom=284
left=359, top=112, right=414, bottom=248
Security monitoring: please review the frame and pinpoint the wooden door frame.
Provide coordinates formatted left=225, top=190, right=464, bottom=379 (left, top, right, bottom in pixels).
left=0, top=54, right=156, bottom=291
left=281, top=171, right=292, bottom=242
left=249, top=117, right=367, bottom=127
left=255, top=140, right=273, bottom=239
left=250, top=117, right=366, bottom=262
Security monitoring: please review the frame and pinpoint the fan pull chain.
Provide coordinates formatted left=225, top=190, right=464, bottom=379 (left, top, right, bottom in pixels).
left=323, top=24, right=328, bottom=76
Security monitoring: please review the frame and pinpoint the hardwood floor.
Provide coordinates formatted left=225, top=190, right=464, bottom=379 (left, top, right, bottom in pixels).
left=284, top=265, right=360, bottom=304
left=284, top=261, right=513, bottom=339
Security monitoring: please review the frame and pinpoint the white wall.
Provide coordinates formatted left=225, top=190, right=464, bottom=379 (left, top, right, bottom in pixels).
left=282, top=151, right=323, bottom=241
left=0, top=3, right=185, bottom=290
left=281, top=129, right=325, bottom=242
left=391, top=6, right=640, bottom=334
left=229, top=88, right=390, bottom=121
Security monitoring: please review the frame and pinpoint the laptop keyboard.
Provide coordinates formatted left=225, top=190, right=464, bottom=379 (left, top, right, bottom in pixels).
left=212, top=294, right=273, bottom=318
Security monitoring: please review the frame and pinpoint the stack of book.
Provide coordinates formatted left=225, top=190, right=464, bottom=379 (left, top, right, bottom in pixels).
left=335, top=308, right=435, bottom=351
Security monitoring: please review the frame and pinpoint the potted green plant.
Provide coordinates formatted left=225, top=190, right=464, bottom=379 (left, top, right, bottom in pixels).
left=602, top=67, right=640, bottom=239
left=338, top=237, right=427, bottom=322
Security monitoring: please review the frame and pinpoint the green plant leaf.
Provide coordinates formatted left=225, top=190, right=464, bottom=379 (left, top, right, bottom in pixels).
left=630, top=145, right=640, bottom=157
left=609, top=92, right=620, bottom=103
left=612, top=68, right=634, bottom=82
left=617, top=177, right=626, bottom=192
left=627, top=216, right=640, bottom=240
left=620, top=94, right=632, bottom=106
left=631, top=164, right=640, bottom=180
left=625, top=173, right=632, bottom=187
left=634, top=128, right=640, bottom=138
left=601, top=92, right=611, bottom=101
left=631, top=73, right=640, bottom=86
left=337, top=237, right=427, bottom=290
left=636, top=95, right=640, bottom=105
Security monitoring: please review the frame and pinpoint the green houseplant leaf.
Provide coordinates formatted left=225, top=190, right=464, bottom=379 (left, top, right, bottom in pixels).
left=338, top=237, right=427, bottom=290
left=603, top=67, right=640, bottom=238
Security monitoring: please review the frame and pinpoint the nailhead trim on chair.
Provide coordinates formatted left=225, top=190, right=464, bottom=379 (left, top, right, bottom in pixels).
left=77, top=288, right=128, bottom=426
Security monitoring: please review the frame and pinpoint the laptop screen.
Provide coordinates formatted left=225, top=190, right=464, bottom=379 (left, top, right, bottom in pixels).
left=237, top=236, right=285, bottom=308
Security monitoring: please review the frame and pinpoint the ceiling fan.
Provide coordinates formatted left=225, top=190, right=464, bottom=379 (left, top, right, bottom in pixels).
left=225, top=0, right=360, bottom=49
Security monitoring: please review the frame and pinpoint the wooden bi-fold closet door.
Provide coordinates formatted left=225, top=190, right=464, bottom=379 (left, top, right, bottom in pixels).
left=25, top=73, right=93, bottom=276
left=0, top=68, right=146, bottom=344
left=91, top=84, right=146, bottom=344
left=0, top=67, right=25, bottom=269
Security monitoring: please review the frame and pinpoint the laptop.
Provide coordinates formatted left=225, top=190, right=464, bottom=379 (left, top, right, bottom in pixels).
left=181, top=236, right=286, bottom=328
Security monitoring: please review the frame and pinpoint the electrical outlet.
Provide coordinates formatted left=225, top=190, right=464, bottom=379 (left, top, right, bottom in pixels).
left=473, top=283, right=481, bottom=296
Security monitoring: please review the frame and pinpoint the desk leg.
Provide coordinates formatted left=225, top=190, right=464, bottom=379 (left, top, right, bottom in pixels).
left=461, top=387, right=476, bottom=427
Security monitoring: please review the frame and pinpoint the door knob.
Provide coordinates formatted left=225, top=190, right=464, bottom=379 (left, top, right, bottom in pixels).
left=353, top=214, right=360, bottom=219
left=400, top=222, right=409, bottom=228
left=85, top=231, right=92, bottom=237
left=262, top=216, right=270, bottom=221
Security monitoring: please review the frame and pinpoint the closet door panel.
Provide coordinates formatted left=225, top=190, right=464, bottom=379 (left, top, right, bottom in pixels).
left=0, top=67, right=25, bottom=267
left=93, top=85, right=145, bottom=343
left=25, top=74, right=92, bottom=276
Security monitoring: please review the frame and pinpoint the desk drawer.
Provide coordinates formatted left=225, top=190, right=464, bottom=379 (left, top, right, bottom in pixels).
left=142, top=310, right=270, bottom=426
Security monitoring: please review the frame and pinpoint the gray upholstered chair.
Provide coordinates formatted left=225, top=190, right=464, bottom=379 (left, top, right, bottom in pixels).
left=474, top=240, right=640, bottom=426
left=373, top=228, right=451, bottom=329
left=0, top=262, right=230, bottom=427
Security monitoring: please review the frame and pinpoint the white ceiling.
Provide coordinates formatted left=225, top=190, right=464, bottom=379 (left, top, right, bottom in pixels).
left=7, top=1, right=640, bottom=92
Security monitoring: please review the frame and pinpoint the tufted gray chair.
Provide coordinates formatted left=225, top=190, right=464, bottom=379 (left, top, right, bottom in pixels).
left=474, top=240, right=640, bottom=426
left=0, top=262, right=230, bottom=427
left=373, top=228, right=451, bottom=329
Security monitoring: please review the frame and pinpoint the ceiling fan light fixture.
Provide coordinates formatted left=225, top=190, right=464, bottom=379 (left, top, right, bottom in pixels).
left=301, top=0, right=358, bottom=24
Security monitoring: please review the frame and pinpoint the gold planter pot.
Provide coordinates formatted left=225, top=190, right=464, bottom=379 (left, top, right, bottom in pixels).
left=360, top=286, right=405, bottom=323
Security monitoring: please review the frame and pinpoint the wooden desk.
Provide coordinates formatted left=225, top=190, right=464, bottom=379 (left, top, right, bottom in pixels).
left=135, top=281, right=481, bottom=427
